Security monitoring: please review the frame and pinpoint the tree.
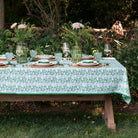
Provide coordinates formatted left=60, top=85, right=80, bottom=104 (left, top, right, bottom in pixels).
left=0, top=0, right=4, bottom=29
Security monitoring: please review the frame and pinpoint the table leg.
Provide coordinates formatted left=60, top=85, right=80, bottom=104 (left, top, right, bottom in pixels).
left=104, top=95, right=116, bottom=131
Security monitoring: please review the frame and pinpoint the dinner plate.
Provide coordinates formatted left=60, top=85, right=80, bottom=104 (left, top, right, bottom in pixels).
left=0, top=55, right=16, bottom=60
left=33, top=62, right=53, bottom=66
left=0, top=55, right=6, bottom=60
left=77, top=60, right=99, bottom=66
left=36, top=55, right=55, bottom=59
left=0, top=62, right=5, bottom=66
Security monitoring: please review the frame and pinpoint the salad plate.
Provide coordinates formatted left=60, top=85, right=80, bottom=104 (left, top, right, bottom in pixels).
left=36, top=55, right=55, bottom=59
left=82, top=55, right=94, bottom=60
left=0, top=55, right=6, bottom=60
left=0, top=62, right=5, bottom=66
left=77, top=60, right=99, bottom=66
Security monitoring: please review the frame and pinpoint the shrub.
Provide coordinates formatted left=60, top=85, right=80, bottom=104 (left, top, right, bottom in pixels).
left=0, top=29, right=12, bottom=54
left=113, top=30, right=138, bottom=101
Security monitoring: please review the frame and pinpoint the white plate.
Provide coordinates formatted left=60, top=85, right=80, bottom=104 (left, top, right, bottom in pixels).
left=0, top=62, right=5, bottom=66
left=33, top=62, right=53, bottom=66
left=103, top=57, right=115, bottom=59
left=82, top=55, right=94, bottom=60
left=0, top=55, right=6, bottom=60
left=77, top=60, right=99, bottom=66
left=0, top=55, right=15, bottom=60
left=36, top=55, right=55, bottom=59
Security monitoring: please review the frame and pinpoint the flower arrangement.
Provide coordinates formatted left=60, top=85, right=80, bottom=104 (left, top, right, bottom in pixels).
left=62, top=22, right=93, bottom=46
left=10, top=21, right=34, bottom=45
left=10, top=21, right=34, bottom=63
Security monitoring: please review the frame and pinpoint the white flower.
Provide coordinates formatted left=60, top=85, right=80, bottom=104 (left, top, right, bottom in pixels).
left=18, top=24, right=27, bottom=29
left=72, top=22, right=84, bottom=29
left=11, top=22, right=17, bottom=29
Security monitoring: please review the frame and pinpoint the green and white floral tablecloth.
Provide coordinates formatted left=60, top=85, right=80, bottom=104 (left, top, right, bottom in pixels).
left=0, top=58, right=131, bottom=104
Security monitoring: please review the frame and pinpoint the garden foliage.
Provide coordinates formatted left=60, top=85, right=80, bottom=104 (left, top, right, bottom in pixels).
left=0, top=0, right=138, bottom=102
left=4, top=0, right=138, bottom=29
left=112, top=27, right=138, bottom=99
left=0, top=29, right=12, bottom=54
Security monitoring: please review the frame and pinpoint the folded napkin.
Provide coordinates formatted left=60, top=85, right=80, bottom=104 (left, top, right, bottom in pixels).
left=82, top=60, right=94, bottom=63
left=38, top=60, right=49, bottom=63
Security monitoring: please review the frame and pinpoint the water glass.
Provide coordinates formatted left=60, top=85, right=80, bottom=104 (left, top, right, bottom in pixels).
left=94, top=52, right=102, bottom=63
left=5, top=52, right=14, bottom=65
left=54, top=53, right=62, bottom=65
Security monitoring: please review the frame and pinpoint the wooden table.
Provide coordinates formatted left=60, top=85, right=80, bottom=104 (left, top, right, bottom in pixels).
left=0, top=58, right=131, bottom=131
left=0, top=94, right=116, bottom=131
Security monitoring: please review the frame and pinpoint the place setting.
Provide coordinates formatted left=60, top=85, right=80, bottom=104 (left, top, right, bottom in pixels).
left=74, top=52, right=102, bottom=68
left=29, top=51, right=64, bottom=68
left=74, top=60, right=102, bottom=68
left=29, top=59, right=57, bottom=68
left=0, top=53, right=16, bottom=62
left=0, top=52, right=16, bottom=68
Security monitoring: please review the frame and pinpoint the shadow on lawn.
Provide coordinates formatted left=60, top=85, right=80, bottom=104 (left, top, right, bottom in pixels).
left=0, top=111, right=137, bottom=138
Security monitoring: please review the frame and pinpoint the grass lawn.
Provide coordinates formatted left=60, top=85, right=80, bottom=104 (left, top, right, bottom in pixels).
left=0, top=110, right=137, bottom=138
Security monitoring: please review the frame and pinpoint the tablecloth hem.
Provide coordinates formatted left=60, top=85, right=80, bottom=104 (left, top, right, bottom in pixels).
left=0, top=91, right=131, bottom=104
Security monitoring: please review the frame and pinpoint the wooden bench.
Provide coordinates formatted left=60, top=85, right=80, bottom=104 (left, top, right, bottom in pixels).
left=0, top=94, right=116, bottom=131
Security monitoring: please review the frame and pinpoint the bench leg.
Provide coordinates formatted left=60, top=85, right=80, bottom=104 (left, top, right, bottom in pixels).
left=104, top=95, right=116, bottom=131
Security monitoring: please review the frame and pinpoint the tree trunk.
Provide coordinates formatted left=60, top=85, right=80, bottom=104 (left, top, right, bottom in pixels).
left=0, top=0, right=4, bottom=29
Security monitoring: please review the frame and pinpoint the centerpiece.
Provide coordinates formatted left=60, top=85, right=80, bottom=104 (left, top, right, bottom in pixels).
left=11, top=22, right=34, bottom=63
left=62, top=22, right=93, bottom=63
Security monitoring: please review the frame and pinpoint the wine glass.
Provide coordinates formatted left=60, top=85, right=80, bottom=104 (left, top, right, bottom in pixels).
left=63, top=42, right=70, bottom=59
left=104, top=43, right=111, bottom=57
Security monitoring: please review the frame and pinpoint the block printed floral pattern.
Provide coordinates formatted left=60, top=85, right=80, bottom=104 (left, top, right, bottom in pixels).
left=0, top=59, right=131, bottom=104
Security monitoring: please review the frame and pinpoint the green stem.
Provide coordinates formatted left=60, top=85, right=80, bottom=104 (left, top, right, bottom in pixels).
left=75, top=41, right=78, bottom=46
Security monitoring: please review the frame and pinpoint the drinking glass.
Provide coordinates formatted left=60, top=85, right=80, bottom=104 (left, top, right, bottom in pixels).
left=30, top=50, right=37, bottom=61
left=54, top=53, right=62, bottom=65
left=104, top=44, right=111, bottom=57
left=5, top=52, right=14, bottom=65
left=94, top=52, right=102, bottom=63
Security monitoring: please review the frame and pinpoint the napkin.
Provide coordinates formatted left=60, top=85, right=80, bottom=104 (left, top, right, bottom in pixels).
left=38, top=60, right=49, bottom=63
left=82, top=60, right=94, bottom=63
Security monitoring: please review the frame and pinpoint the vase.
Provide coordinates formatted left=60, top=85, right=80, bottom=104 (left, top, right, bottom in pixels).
left=16, top=43, right=27, bottom=64
left=71, top=45, right=82, bottom=63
